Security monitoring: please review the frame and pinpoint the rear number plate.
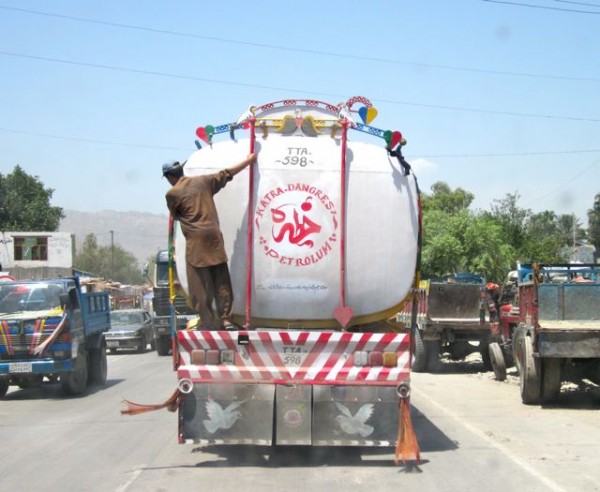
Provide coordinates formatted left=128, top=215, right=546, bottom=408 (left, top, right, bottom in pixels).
left=107, top=341, right=119, bottom=348
left=9, top=362, right=32, bottom=373
left=281, top=353, right=308, bottom=367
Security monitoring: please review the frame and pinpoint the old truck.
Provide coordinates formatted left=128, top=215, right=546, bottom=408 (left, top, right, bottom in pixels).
left=124, top=97, right=422, bottom=462
left=145, top=249, right=196, bottom=356
left=512, top=262, right=600, bottom=404
left=0, top=276, right=111, bottom=397
left=397, top=273, right=493, bottom=373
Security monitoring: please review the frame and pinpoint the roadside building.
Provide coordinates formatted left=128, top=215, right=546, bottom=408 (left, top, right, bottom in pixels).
left=0, top=231, right=74, bottom=280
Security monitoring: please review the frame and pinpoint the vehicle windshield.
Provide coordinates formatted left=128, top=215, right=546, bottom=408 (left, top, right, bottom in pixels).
left=0, top=282, right=64, bottom=314
left=110, top=311, right=145, bottom=326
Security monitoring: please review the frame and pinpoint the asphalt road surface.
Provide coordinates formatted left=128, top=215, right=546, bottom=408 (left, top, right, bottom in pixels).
left=1, top=351, right=598, bottom=492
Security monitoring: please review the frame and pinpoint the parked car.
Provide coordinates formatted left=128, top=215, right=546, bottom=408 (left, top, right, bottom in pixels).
left=105, top=309, right=154, bottom=353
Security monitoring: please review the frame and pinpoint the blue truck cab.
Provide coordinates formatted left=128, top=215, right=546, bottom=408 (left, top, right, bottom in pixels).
left=0, top=276, right=111, bottom=397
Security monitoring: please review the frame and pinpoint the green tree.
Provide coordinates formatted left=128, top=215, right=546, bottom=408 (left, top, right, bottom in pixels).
left=422, top=207, right=512, bottom=282
left=588, top=193, right=600, bottom=257
left=74, top=233, right=144, bottom=284
left=483, top=192, right=569, bottom=264
left=0, top=165, right=64, bottom=231
left=421, top=181, right=474, bottom=214
left=484, top=192, right=530, bottom=253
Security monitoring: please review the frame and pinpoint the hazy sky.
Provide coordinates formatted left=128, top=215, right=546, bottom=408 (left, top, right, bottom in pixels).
left=1, top=0, right=599, bottom=225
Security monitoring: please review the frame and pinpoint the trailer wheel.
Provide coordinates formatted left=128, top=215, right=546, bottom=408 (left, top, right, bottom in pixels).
left=517, top=335, right=541, bottom=405
left=88, top=345, right=108, bottom=386
left=60, top=350, right=88, bottom=396
left=541, top=358, right=562, bottom=404
left=0, top=377, right=9, bottom=398
left=411, top=327, right=427, bottom=372
left=489, top=342, right=507, bottom=381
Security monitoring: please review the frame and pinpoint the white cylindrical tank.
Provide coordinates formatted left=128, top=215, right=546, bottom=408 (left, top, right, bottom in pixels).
left=175, top=102, right=419, bottom=328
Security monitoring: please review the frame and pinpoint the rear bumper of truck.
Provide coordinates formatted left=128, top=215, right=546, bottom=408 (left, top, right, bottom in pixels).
left=178, top=382, right=402, bottom=446
left=176, top=329, right=411, bottom=446
left=0, top=358, right=73, bottom=375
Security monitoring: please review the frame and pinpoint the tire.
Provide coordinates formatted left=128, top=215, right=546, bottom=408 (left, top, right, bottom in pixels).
left=517, top=335, right=541, bottom=405
left=480, top=339, right=492, bottom=371
left=501, top=342, right=515, bottom=368
left=156, top=336, right=171, bottom=356
left=109, top=348, right=117, bottom=354
left=88, top=344, right=108, bottom=386
left=425, top=339, right=441, bottom=373
left=447, top=341, right=471, bottom=361
left=137, top=334, right=147, bottom=353
left=541, top=358, right=562, bottom=404
left=411, top=327, right=427, bottom=372
left=0, top=377, right=9, bottom=398
left=61, top=350, right=88, bottom=396
left=489, top=342, right=507, bottom=381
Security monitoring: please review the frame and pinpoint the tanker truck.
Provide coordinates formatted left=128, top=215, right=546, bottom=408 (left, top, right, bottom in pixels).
left=123, top=97, right=422, bottom=462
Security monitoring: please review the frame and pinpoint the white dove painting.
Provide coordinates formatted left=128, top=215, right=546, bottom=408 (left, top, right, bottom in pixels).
left=203, top=399, right=244, bottom=434
left=334, top=402, right=375, bottom=438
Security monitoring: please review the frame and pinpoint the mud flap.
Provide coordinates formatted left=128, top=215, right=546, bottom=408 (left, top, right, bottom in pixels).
left=180, top=383, right=275, bottom=444
left=312, top=385, right=399, bottom=446
left=275, top=385, right=312, bottom=445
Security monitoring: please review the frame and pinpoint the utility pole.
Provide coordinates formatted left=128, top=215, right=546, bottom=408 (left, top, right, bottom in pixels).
left=110, top=230, right=115, bottom=279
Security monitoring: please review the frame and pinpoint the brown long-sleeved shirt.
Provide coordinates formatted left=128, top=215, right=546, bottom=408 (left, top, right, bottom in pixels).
left=165, top=170, right=232, bottom=267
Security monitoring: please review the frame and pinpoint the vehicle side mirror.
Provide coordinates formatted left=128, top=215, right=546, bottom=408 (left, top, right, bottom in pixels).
left=60, top=293, right=70, bottom=310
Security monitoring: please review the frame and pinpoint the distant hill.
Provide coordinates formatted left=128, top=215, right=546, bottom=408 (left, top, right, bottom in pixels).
left=59, top=210, right=169, bottom=267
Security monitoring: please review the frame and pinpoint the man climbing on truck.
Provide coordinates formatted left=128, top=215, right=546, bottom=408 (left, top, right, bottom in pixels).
left=162, top=153, right=257, bottom=330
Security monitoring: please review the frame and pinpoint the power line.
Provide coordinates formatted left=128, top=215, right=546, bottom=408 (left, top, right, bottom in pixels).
left=553, top=0, right=600, bottom=8
left=2, top=50, right=600, bottom=123
left=483, top=0, right=600, bottom=14
left=2, top=124, right=599, bottom=159
left=0, top=127, right=190, bottom=151
left=418, top=149, right=600, bottom=158
left=524, top=158, right=600, bottom=206
left=1, top=4, right=599, bottom=83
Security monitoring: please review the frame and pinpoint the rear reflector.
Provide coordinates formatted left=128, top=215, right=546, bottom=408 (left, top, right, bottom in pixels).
left=354, top=351, right=368, bottom=366
left=206, top=350, right=220, bottom=365
left=191, top=349, right=205, bottom=364
left=369, top=351, right=383, bottom=366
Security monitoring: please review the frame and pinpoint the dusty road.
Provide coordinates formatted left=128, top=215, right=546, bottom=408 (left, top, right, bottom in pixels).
left=0, top=352, right=598, bottom=492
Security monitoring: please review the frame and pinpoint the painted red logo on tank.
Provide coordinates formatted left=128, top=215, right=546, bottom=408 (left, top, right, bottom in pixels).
left=254, top=183, right=338, bottom=267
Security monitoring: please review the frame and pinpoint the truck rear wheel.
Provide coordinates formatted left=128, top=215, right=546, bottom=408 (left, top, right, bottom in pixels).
left=156, top=336, right=170, bottom=356
left=0, top=377, right=9, bottom=398
left=88, top=344, right=108, bottom=386
left=137, top=334, right=147, bottom=353
left=61, top=351, right=88, bottom=396
left=411, top=327, right=427, bottom=372
left=489, top=342, right=507, bottom=381
left=541, top=358, right=562, bottom=404
left=425, top=339, right=441, bottom=373
left=517, top=335, right=541, bottom=405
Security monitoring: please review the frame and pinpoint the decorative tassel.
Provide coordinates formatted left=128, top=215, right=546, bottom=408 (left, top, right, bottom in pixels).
left=34, top=313, right=67, bottom=357
left=121, top=388, right=182, bottom=416
left=394, top=397, right=421, bottom=465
